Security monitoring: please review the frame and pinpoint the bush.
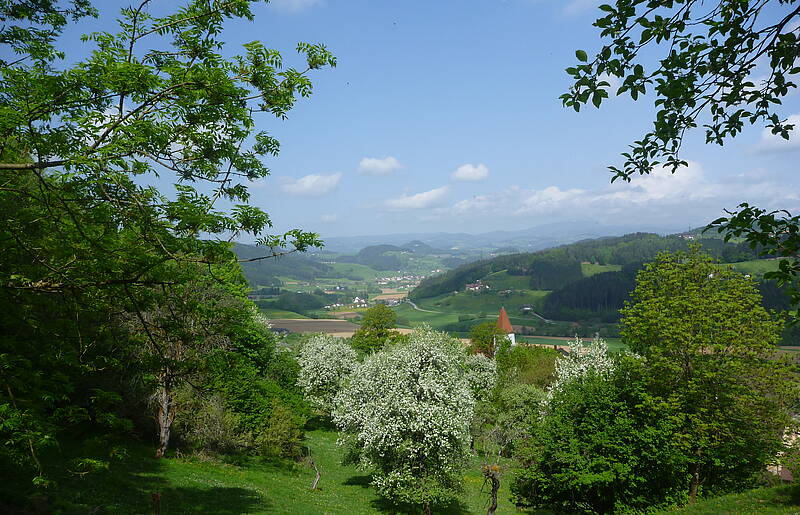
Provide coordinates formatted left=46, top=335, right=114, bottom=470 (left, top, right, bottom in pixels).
left=173, top=390, right=252, bottom=453
left=495, top=342, right=558, bottom=388
left=332, top=328, right=475, bottom=512
left=254, top=401, right=305, bottom=460
left=512, top=357, right=688, bottom=513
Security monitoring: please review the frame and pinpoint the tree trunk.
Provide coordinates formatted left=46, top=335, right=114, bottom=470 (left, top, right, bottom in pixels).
left=483, top=464, right=501, bottom=515
left=310, top=459, right=321, bottom=490
left=155, top=379, right=175, bottom=458
left=422, top=502, right=431, bottom=515
left=688, top=461, right=700, bottom=504
left=487, top=472, right=500, bottom=515
left=151, top=492, right=161, bottom=515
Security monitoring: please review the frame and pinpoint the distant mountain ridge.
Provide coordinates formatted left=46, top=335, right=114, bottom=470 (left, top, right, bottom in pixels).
left=319, top=221, right=685, bottom=253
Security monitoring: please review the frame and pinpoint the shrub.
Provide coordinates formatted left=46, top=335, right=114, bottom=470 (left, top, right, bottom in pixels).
left=512, top=357, right=687, bottom=513
left=254, top=401, right=305, bottom=460
left=173, top=390, right=251, bottom=453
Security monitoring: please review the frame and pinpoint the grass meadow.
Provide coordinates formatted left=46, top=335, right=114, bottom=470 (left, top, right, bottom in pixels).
left=416, top=291, right=550, bottom=316
left=18, top=430, right=530, bottom=515
left=21, top=429, right=800, bottom=514
left=580, top=263, right=623, bottom=277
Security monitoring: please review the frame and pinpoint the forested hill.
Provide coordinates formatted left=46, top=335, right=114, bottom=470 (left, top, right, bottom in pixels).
left=409, top=232, right=764, bottom=301
left=233, top=243, right=334, bottom=285
left=336, top=244, right=404, bottom=270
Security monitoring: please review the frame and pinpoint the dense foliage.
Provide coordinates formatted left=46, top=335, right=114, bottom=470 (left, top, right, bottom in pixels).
left=0, top=0, right=334, bottom=502
left=513, top=357, right=688, bottom=513
left=620, top=245, right=795, bottom=502
left=468, top=321, right=508, bottom=356
left=512, top=248, right=797, bottom=512
left=542, top=269, right=636, bottom=322
left=350, top=304, right=407, bottom=354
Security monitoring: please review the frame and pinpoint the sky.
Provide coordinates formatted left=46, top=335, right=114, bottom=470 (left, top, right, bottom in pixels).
left=56, top=1, right=800, bottom=238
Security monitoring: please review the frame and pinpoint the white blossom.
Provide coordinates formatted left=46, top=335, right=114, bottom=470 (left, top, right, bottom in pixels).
left=332, top=327, right=476, bottom=504
left=464, top=353, right=497, bottom=403
left=297, top=334, right=358, bottom=413
left=547, top=336, right=615, bottom=399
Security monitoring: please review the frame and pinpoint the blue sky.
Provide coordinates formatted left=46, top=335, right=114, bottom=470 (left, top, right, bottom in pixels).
left=63, top=1, right=800, bottom=238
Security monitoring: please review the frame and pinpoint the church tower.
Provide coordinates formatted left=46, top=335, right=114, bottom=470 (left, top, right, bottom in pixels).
left=496, top=307, right=516, bottom=346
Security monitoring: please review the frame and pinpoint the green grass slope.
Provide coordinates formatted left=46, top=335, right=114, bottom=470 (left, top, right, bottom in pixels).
left=580, top=263, right=622, bottom=277
left=723, top=259, right=781, bottom=277
left=417, top=290, right=550, bottom=316
left=656, top=485, right=800, bottom=514
left=481, top=270, right=532, bottom=290
left=16, top=430, right=532, bottom=514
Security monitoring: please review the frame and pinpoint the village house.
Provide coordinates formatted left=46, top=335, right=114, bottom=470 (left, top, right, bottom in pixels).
left=465, top=280, right=489, bottom=292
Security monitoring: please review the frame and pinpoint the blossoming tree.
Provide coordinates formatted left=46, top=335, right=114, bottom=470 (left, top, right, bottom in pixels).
left=332, top=327, right=483, bottom=515
left=297, top=334, right=358, bottom=414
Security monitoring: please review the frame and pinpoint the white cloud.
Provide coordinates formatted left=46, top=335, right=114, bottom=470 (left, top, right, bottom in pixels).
left=280, top=172, right=342, bottom=196
left=598, top=73, right=621, bottom=94
left=385, top=186, right=449, bottom=211
left=269, top=0, right=322, bottom=13
left=562, top=0, right=603, bottom=16
left=451, top=163, right=489, bottom=182
left=754, top=114, right=800, bottom=153
left=358, top=156, right=403, bottom=176
left=434, top=160, right=799, bottom=227
left=320, top=213, right=338, bottom=222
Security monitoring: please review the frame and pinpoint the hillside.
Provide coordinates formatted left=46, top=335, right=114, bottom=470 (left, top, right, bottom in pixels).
left=336, top=244, right=405, bottom=271
left=408, top=232, right=791, bottom=336
left=411, top=232, right=768, bottom=300
left=234, top=244, right=336, bottom=286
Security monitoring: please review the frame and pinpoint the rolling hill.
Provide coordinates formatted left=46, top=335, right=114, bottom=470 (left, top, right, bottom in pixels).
left=408, top=232, right=789, bottom=331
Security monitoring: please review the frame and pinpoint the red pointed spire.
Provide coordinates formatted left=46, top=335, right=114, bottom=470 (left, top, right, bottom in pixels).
left=496, top=307, right=513, bottom=334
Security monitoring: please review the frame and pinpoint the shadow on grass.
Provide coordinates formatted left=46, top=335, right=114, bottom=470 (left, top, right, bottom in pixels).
left=3, top=441, right=272, bottom=514
left=341, top=472, right=473, bottom=514
left=342, top=474, right=372, bottom=488
left=305, top=414, right=338, bottom=431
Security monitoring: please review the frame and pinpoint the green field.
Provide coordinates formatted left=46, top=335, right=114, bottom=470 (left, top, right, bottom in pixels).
left=581, top=262, right=622, bottom=277
left=520, top=336, right=627, bottom=353
left=482, top=270, right=532, bottom=290
left=722, top=259, right=782, bottom=276
left=393, top=302, right=463, bottom=330
left=327, top=262, right=383, bottom=281
left=259, top=308, right=309, bottom=319
left=656, top=485, right=800, bottom=514
left=418, top=290, right=550, bottom=316
left=18, top=430, right=530, bottom=514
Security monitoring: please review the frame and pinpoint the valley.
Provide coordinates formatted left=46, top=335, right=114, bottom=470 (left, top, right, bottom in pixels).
left=236, top=229, right=795, bottom=346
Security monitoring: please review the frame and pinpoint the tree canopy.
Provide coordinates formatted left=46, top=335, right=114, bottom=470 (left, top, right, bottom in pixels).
left=350, top=304, right=405, bottom=353
left=620, top=245, right=795, bottom=502
left=0, top=0, right=334, bottom=494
